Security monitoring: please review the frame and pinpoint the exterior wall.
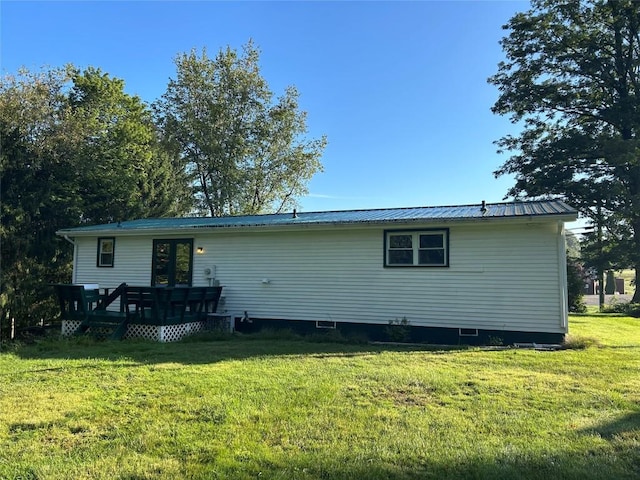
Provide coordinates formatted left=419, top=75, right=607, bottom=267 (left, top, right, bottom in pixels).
left=73, top=220, right=568, bottom=335
left=75, top=236, right=154, bottom=289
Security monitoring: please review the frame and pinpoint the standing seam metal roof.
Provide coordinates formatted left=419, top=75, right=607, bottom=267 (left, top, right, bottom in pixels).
left=57, top=200, right=577, bottom=234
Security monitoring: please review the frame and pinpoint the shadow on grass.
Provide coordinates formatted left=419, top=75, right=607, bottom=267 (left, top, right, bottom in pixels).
left=5, top=331, right=473, bottom=366
left=7, top=450, right=640, bottom=480
left=580, top=411, right=640, bottom=440
left=109, top=445, right=640, bottom=480
left=5, top=417, right=640, bottom=480
left=228, top=415, right=640, bottom=480
left=272, top=450, right=640, bottom=480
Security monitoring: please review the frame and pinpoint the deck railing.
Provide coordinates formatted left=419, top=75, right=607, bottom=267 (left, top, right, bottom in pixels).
left=54, top=283, right=224, bottom=327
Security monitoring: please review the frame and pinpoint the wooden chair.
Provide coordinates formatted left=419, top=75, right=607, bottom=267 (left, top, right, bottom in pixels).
left=123, top=286, right=156, bottom=323
left=184, top=287, right=208, bottom=322
left=54, top=284, right=92, bottom=322
left=124, top=286, right=188, bottom=325
left=201, top=286, right=224, bottom=320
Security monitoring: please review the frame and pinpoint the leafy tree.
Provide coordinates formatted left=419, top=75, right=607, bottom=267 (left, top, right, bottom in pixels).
left=489, top=0, right=640, bottom=302
left=0, top=67, right=190, bottom=337
left=154, top=41, right=327, bottom=216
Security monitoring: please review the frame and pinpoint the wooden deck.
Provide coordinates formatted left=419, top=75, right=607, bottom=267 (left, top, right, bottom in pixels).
left=53, top=284, right=224, bottom=341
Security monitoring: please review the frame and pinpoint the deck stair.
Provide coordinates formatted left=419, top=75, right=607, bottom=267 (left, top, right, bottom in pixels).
left=53, top=283, right=130, bottom=340
left=74, top=312, right=129, bottom=340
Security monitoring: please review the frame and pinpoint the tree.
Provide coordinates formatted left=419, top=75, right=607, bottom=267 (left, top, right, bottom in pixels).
left=567, top=256, right=587, bottom=313
left=1, top=67, right=75, bottom=335
left=67, top=67, right=192, bottom=223
left=489, top=0, right=640, bottom=302
left=580, top=221, right=632, bottom=278
left=0, top=66, right=191, bottom=336
left=566, top=231, right=581, bottom=259
left=154, top=41, right=327, bottom=216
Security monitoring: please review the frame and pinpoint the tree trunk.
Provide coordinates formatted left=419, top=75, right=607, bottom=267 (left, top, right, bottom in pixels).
left=633, top=218, right=640, bottom=304
left=632, top=265, right=640, bottom=304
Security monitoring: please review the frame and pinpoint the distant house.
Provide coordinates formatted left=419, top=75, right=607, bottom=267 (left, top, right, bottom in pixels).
left=56, top=200, right=578, bottom=344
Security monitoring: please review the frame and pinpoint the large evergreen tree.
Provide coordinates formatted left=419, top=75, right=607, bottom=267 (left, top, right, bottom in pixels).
left=1, top=68, right=75, bottom=333
left=67, top=67, right=192, bottom=223
left=0, top=67, right=190, bottom=334
left=154, top=41, right=327, bottom=216
left=490, top=0, right=640, bottom=302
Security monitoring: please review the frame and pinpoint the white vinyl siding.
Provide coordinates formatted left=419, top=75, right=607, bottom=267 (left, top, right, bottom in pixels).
left=75, top=236, right=154, bottom=290
left=72, top=221, right=567, bottom=334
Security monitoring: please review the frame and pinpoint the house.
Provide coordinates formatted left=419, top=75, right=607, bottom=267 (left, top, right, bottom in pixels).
left=56, top=200, right=578, bottom=344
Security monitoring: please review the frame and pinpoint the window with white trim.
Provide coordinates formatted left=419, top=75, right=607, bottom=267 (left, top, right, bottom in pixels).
left=97, top=237, right=115, bottom=267
left=385, top=229, right=449, bottom=267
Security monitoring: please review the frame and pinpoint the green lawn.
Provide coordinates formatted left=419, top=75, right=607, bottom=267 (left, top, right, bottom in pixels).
left=1, top=315, right=639, bottom=480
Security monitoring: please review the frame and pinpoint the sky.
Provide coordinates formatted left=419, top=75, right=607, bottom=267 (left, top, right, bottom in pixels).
left=1, top=0, right=533, bottom=214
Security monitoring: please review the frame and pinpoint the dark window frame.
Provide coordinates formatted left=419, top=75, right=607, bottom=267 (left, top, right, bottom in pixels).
left=383, top=228, right=450, bottom=268
left=97, top=237, right=115, bottom=268
left=151, top=238, right=194, bottom=286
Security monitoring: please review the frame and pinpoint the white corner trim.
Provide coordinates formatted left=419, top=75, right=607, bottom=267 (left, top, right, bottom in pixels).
left=557, top=221, right=569, bottom=331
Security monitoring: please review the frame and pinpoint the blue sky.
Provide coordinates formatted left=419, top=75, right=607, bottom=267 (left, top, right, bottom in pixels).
left=2, top=0, right=531, bottom=213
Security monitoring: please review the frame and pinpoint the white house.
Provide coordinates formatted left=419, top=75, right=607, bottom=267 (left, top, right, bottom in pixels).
left=56, top=200, right=578, bottom=344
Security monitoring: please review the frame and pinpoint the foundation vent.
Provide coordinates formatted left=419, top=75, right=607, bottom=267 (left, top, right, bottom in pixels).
left=316, top=320, right=337, bottom=329
left=459, top=328, right=479, bottom=337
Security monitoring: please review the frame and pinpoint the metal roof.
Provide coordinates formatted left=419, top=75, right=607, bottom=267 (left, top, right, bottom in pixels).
left=57, top=200, right=577, bottom=235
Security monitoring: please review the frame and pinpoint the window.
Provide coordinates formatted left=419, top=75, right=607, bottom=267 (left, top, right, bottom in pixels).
left=384, top=229, right=449, bottom=267
left=97, top=237, right=115, bottom=267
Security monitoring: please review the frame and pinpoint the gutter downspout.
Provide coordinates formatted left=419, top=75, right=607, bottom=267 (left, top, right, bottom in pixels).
left=62, top=235, right=78, bottom=284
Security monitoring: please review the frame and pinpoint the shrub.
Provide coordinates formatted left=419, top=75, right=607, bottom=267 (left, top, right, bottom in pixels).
left=602, top=301, right=640, bottom=318
left=384, top=317, right=412, bottom=342
left=567, top=256, right=587, bottom=313
left=627, top=304, right=640, bottom=317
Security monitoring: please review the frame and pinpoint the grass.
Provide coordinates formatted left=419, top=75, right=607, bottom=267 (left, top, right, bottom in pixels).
left=1, top=315, right=639, bottom=479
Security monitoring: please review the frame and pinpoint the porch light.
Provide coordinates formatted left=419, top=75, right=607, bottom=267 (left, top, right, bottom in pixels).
left=196, top=247, right=205, bottom=254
